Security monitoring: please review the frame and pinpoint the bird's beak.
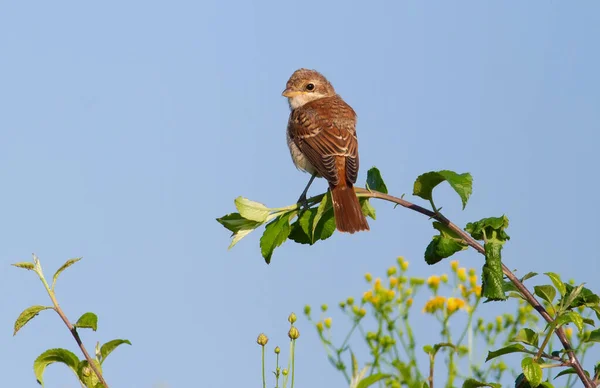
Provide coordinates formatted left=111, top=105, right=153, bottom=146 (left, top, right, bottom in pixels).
left=282, top=89, right=302, bottom=98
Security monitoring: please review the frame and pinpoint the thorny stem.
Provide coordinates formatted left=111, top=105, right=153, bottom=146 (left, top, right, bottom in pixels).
left=349, top=188, right=595, bottom=388
left=35, top=265, right=109, bottom=387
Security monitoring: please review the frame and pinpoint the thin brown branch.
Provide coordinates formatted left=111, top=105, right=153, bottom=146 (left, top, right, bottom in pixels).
left=46, top=290, right=108, bottom=387
left=354, top=188, right=594, bottom=388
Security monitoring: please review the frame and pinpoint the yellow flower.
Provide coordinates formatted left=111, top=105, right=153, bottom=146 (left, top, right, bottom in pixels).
left=469, top=275, right=478, bottom=287
left=450, top=260, right=459, bottom=272
left=387, top=290, right=396, bottom=300
left=400, top=260, right=409, bottom=271
left=389, top=276, right=398, bottom=288
left=363, top=290, right=373, bottom=302
left=427, top=275, right=441, bottom=289
left=387, top=266, right=397, bottom=277
left=358, top=308, right=367, bottom=317
left=347, top=297, right=355, bottom=305
left=468, top=268, right=476, bottom=276
left=316, top=321, right=324, bottom=332
left=406, top=298, right=413, bottom=307
left=365, top=273, right=373, bottom=282
left=446, top=297, right=466, bottom=314
left=405, top=287, right=413, bottom=296
left=288, top=313, right=297, bottom=324
left=564, top=327, right=573, bottom=339
left=458, top=284, right=468, bottom=298
left=374, top=278, right=383, bottom=291
left=352, top=305, right=360, bottom=315
left=397, top=256, right=405, bottom=266
left=457, top=268, right=467, bottom=282
left=423, top=296, right=446, bottom=313
left=324, top=317, right=332, bottom=329
left=440, top=274, right=448, bottom=283
left=257, top=333, right=269, bottom=346
left=371, top=295, right=381, bottom=306
left=473, top=285, right=482, bottom=297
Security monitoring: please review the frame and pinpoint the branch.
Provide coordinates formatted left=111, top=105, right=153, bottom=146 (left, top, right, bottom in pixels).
left=354, top=188, right=594, bottom=388
left=39, top=275, right=109, bottom=387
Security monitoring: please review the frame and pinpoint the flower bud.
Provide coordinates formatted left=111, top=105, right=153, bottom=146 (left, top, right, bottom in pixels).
left=288, top=327, right=300, bottom=340
left=256, top=333, right=268, bottom=346
left=288, top=312, right=297, bottom=324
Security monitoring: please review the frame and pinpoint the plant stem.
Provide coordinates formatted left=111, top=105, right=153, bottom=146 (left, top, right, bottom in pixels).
left=36, top=268, right=109, bottom=387
left=352, top=188, right=594, bottom=388
left=262, top=345, right=266, bottom=388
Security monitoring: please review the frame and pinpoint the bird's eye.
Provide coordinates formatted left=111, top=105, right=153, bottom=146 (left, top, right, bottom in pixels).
left=306, top=83, right=315, bottom=91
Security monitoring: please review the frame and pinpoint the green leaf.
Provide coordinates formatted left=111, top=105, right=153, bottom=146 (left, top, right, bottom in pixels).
left=356, top=373, right=391, bottom=388
left=521, top=272, right=538, bottom=282
left=52, top=257, right=82, bottom=290
left=14, top=305, right=52, bottom=335
left=74, top=312, right=98, bottom=331
left=521, top=357, right=543, bottom=387
left=288, top=210, right=314, bottom=244
left=486, top=344, right=526, bottom=361
left=34, top=348, right=80, bottom=386
left=534, top=285, right=556, bottom=305
left=216, top=213, right=262, bottom=233
left=12, top=262, right=35, bottom=270
left=288, top=205, right=335, bottom=246
left=360, top=198, right=376, bottom=220
left=312, top=192, right=332, bottom=239
left=465, top=216, right=510, bottom=242
left=77, top=359, right=102, bottom=388
left=100, top=339, right=132, bottom=365
left=560, top=283, right=600, bottom=310
left=228, top=227, right=256, bottom=249
left=585, top=328, right=600, bottom=343
left=413, top=170, right=472, bottom=209
left=462, top=378, right=502, bottom=388
left=512, top=328, right=539, bottom=347
left=260, top=212, right=295, bottom=264
left=366, top=167, right=388, bottom=194
left=481, top=242, right=507, bottom=301
left=555, top=311, right=584, bottom=332
left=545, top=272, right=566, bottom=296
left=424, top=222, right=468, bottom=265
left=554, top=368, right=577, bottom=379
left=234, top=197, right=272, bottom=222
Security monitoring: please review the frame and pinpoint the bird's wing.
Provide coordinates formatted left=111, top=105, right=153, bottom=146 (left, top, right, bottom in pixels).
left=287, top=96, right=359, bottom=186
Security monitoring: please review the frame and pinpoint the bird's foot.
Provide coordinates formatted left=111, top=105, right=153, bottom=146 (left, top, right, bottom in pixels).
left=297, top=193, right=310, bottom=210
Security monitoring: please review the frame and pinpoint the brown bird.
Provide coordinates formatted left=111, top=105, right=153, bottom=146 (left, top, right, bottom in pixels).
left=282, top=68, right=369, bottom=233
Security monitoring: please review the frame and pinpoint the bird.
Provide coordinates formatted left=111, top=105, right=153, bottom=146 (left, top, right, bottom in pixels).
left=282, top=68, right=369, bottom=234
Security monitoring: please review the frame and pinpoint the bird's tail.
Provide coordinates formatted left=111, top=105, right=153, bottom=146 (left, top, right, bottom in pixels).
left=330, top=183, right=370, bottom=233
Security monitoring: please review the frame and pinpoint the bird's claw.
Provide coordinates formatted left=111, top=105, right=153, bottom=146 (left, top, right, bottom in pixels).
left=297, top=194, right=309, bottom=210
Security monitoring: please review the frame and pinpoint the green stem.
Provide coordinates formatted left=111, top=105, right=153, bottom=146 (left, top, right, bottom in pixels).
left=291, top=339, right=296, bottom=388
left=261, top=345, right=266, bottom=388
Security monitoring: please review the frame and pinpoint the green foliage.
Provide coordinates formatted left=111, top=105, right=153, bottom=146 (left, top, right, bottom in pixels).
left=13, top=305, right=52, bottom=335
left=413, top=170, right=472, bottom=209
left=366, top=167, right=388, bottom=194
left=424, top=222, right=468, bottom=265
left=74, top=312, right=99, bottom=331
left=521, top=357, right=543, bottom=387
left=13, top=255, right=130, bottom=387
left=260, top=212, right=295, bottom=264
left=34, top=348, right=80, bottom=387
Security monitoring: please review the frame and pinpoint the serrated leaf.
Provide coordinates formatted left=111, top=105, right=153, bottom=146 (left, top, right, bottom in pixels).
left=356, top=373, right=391, bottom=388
left=260, top=212, right=294, bottom=264
left=481, top=242, right=507, bottom=301
left=234, top=197, right=272, bottom=222
left=462, top=378, right=502, bottom=388
left=228, top=227, right=255, bottom=249
left=74, top=312, right=98, bottom=331
left=534, top=285, right=556, bottom=305
left=366, top=167, right=388, bottom=194
left=312, top=192, right=331, bottom=239
left=555, top=311, right=584, bottom=332
left=216, top=213, right=262, bottom=233
left=360, top=198, right=376, bottom=220
left=512, top=328, right=539, bottom=347
left=413, top=170, right=472, bottom=209
left=77, top=359, right=102, bottom=388
left=100, top=339, right=132, bottom=364
left=486, top=344, right=526, bottom=361
left=521, top=272, right=538, bottom=282
left=34, top=348, right=80, bottom=386
left=425, top=236, right=467, bottom=265
left=12, top=262, right=35, bottom=270
left=522, top=357, right=542, bottom=387
left=52, top=257, right=82, bottom=290
left=560, top=283, right=600, bottom=310
left=585, top=328, right=600, bottom=343
left=554, top=368, right=577, bottom=379
left=545, top=272, right=566, bottom=296
left=288, top=212, right=313, bottom=245
left=14, top=305, right=52, bottom=335
left=465, top=216, right=510, bottom=242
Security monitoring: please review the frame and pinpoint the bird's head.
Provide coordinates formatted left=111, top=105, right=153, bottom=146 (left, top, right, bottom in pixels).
left=282, top=68, right=336, bottom=110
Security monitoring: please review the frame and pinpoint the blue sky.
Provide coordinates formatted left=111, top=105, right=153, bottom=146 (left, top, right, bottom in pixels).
left=1, top=1, right=599, bottom=387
